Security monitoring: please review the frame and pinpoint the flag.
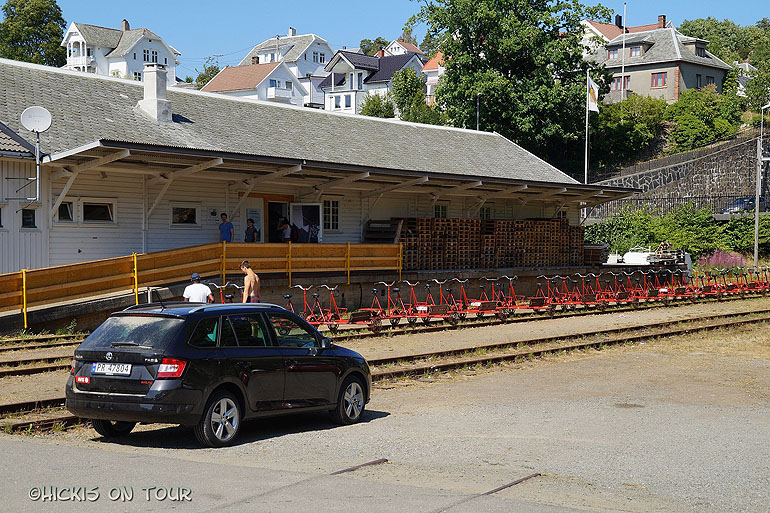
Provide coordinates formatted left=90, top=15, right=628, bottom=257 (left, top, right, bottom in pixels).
left=587, top=74, right=600, bottom=113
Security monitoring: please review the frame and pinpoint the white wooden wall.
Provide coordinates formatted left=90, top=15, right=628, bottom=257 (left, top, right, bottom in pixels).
left=0, top=159, right=48, bottom=274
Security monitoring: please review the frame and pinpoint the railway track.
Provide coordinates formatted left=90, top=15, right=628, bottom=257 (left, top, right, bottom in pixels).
left=3, top=306, right=769, bottom=434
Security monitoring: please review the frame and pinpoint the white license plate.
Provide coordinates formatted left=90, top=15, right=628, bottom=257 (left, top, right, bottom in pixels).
left=91, top=363, right=132, bottom=376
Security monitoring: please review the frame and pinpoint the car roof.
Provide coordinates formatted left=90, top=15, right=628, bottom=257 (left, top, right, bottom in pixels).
left=120, top=302, right=287, bottom=317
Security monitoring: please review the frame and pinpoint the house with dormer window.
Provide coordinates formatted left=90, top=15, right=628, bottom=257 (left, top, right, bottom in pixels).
left=239, top=28, right=334, bottom=108
left=319, top=50, right=425, bottom=114
left=200, top=61, right=307, bottom=107
left=586, top=14, right=732, bottom=103
left=61, top=19, right=180, bottom=86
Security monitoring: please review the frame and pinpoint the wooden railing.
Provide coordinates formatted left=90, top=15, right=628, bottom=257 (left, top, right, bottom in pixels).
left=0, top=242, right=402, bottom=325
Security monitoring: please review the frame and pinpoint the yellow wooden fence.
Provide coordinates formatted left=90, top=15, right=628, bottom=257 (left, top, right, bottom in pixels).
left=0, top=242, right=401, bottom=326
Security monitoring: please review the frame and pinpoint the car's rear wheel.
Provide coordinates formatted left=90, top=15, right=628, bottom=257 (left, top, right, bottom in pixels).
left=91, top=419, right=135, bottom=438
left=332, top=376, right=365, bottom=425
left=194, top=391, right=241, bottom=447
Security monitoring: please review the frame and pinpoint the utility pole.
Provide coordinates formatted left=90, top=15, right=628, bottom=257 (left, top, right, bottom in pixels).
left=476, top=94, right=480, bottom=131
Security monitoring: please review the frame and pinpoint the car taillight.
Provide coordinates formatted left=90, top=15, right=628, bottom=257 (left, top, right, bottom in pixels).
left=70, top=358, right=76, bottom=375
left=157, top=358, right=187, bottom=379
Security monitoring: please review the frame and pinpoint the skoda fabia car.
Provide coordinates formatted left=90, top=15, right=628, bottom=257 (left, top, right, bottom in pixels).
left=66, top=303, right=371, bottom=447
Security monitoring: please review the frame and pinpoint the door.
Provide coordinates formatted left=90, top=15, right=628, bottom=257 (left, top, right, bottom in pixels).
left=267, top=202, right=288, bottom=243
left=220, top=314, right=284, bottom=412
left=264, top=312, right=339, bottom=408
left=240, top=197, right=264, bottom=243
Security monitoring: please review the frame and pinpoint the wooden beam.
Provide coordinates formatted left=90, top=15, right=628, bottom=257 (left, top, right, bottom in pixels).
left=361, top=176, right=428, bottom=198
left=431, top=180, right=483, bottom=206
left=151, top=157, right=223, bottom=184
left=259, top=164, right=303, bottom=182
left=147, top=178, right=174, bottom=218
left=481, top=184, right=528, bottom=199
left=49, top=150, right=130, bottom=220
left=231, top=181, right=257, bottom=221
left=522, top=187, right=568, bottom=204
left=300, top=171, right=370, bottom=201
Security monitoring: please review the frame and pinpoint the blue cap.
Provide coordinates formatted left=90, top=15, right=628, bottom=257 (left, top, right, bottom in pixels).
left=191, top=273, right=200, bottom=281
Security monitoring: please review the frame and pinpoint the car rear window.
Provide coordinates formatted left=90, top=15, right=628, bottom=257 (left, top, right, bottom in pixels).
left=79, top=315, right=185, bottom=350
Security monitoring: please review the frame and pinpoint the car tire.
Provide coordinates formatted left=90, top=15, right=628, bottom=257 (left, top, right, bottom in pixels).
left=91, top=419, right=135, bottom=438
left=332, top=376, right=366, bottom=425
left=194, top=391, right=241, bottom=447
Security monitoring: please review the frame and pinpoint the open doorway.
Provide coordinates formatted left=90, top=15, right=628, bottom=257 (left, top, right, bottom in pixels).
left=267, top=201, right=289, bottom=242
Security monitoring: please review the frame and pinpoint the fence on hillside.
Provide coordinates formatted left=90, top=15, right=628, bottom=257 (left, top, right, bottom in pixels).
left=0, top=242, right=402, bottom=326
left=587, top=194, right=759, bottom=220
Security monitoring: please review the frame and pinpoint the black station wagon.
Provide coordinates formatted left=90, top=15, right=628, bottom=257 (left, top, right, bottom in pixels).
left=66, top=303, right=371, bottom=447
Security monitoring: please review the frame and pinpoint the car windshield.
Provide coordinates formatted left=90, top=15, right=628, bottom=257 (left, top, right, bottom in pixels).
left=79, top=315, right=185, bottom=351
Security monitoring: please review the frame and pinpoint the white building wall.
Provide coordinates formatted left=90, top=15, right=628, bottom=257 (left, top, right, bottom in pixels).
left=0, top=159, right=48, bottom=274
left=121, top=39, right=177, bottom=85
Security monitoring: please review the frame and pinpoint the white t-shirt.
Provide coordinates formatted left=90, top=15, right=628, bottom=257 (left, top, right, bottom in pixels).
left=281, top=225, right=292, bottom=240
left=183, top=283, right=212, bottom=303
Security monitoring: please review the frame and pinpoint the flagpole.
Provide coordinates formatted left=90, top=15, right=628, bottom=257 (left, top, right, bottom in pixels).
left=584, top=69, right=589, bottom=185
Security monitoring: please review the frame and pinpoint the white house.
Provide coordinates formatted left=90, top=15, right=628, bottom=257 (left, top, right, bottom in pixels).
left=61, top=19, right=180, bottom=86
left=320, top=51, right=425, bottom=114
left=239, top=28, right=334, bottom=108
left=200, top=61, right=307, bottom=107
left=421, top=52, right=444, bottom=105
left=384, top=39, right=424, bottom=57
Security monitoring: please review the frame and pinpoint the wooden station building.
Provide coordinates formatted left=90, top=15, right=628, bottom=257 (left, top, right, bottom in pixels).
left=0, top=59, right=633, bottom=277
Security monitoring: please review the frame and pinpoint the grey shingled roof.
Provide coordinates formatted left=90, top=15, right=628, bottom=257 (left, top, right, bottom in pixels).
left=107, top=28, right=162, bottom=57
left=0, top=121, right=33, bottom=157
left=365, top=53, right=420, bottom=83
left=72, top=23, right=123, bottom=49
left=0, top=59, right=579, bottom=185
left=598, top=27, right=732, bottom=71
left=238, top=34, right=326, bottom=66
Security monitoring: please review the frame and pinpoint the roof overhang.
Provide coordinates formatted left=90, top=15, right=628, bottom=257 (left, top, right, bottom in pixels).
left=43, top=139, right=637, bottom=207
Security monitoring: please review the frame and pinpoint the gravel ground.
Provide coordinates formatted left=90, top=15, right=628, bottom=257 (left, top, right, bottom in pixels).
left=13, top=324, right=769, bottom=512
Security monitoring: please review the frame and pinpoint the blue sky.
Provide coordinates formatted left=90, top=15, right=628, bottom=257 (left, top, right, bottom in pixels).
left=11, top=1, right=770, bottom=78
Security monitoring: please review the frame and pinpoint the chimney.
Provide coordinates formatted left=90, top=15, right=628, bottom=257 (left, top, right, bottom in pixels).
left=121, top=19, right=130, bottom=31
left=614, top=14, right=623, bottom=29
left=288, top=27, right=296, bottom=37
left=376, top=49, right=385, bottom=58
left=658, top=14, right=666, bottom=28
left=251, top=56, right=259, bottom=65
left=342, top=45, right=346, bottom=50
left=137, top=64, right=172, bottom=122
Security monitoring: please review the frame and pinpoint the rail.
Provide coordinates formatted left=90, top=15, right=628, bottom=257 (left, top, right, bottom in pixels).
left=0, top=242, right=402, bottom=325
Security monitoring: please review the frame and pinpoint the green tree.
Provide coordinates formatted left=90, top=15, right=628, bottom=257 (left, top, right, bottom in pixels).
left=678, top=17, right=755, bottom=63
left=399, top=26, right=418, bottom=46
left=413, top=0, right=612, bottom=178
left=593, top=95, right=667, bottom=169
left=359, top=36, right=389, bottom=56
left=0, top=0, right=66, bottom=66
left=745, top=61, right=770, bottom=112
left=360, top=92, right=396, bottom=118
left=419, top=30, right=441, bottom=56
left=664, top=85, right=738, bottom=151
left=402, top=91, right=444, bottom=125
left=391, top=68, right=425, bottom=113
left=194, top=56, right=220, bottom=89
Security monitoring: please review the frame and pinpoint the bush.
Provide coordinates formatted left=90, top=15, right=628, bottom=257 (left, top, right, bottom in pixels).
left=360, top=93, right=396, bottom=118
left=664, top=85, right=741, bottom=151
left=593, top=95, right=667, bottom=168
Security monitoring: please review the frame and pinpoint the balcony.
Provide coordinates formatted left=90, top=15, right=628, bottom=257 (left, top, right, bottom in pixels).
left=266, top=87, right=292, bottom=102
left=68, top=55, right=95, bottom=68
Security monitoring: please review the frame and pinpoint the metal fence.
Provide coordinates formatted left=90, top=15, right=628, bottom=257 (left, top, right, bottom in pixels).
left=588, top=195, right=756, bottom=220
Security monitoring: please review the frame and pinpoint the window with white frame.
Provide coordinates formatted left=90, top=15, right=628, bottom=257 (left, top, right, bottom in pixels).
left=151, top=50, right=158, bottom=63
left=357, top=72, right=363, bottom=89
left=285, top=81, right=292, bottom=90
left=21, top=208, right=37, bottom=229
left=345, top=95, right=351, bottom=108
left=334, top=96, right=341, bottom=109
left=349, top=73, right=354, bottom=90
left=319, top=53, right=325, bottom=63
left=133, top=71, right=142, bottom=81
left=171, top=204, right=200, bottom=226
left=630, top=46, right=640, bottom=57
left=312, top=51, right=319, bottom=63
left=56, top=201, right=74, bottom=222
left=434, top=204, right=447, bottom=218
left=269, top=79, right=277, bottom=88
left=479, top=206, right=492, bottom=220
left=323, top=199, right=339, bottom=230
left=81, top=198, right=117, bottom=223
left=143, top=49, right=150, bottom=62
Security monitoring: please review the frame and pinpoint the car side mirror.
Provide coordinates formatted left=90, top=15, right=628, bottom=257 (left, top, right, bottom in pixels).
left=319, top=337, right=333, bottom=349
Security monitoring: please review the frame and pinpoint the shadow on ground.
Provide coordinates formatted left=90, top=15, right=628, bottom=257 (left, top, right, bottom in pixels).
left=95, top=409, right=390, bottom=449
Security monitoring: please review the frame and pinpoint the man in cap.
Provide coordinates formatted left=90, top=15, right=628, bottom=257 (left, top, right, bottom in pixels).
left=183, top=273, right=214, bottom=303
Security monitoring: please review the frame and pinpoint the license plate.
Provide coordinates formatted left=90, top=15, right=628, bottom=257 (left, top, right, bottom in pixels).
left=91, top=363, right=132, bottom=376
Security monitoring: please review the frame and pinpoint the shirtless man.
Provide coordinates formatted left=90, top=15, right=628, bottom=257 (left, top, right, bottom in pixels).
left=240, top=260, right=261, bottom=303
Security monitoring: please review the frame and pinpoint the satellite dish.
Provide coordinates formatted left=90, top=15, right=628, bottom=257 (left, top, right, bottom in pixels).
left=20, top=106, right=52, bottom=133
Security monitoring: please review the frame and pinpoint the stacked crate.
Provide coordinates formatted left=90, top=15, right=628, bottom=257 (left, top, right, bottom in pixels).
left=397, top=217, right=586, bottom=271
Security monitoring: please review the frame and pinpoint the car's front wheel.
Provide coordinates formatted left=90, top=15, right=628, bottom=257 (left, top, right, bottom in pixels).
left=194, top=391, right=241, bottom=447
left=91, top=419, right=136, bottom=438
left=333, top=376, right=365, bottom=425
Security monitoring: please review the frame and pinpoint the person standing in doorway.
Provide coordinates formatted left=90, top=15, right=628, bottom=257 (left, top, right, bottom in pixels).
left=244, top=218, right=258, bottom=243
left=240, top=261, right=261, bottom=303
left=183, top=273, right=214, bottom=303
left=219, top=213, right=234, bottom=243
left=277, top=217, right=292, bottom=242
